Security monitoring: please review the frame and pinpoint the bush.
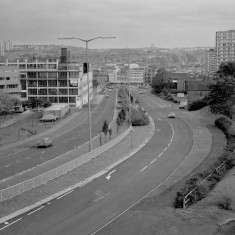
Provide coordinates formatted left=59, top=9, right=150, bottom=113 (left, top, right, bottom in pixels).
left=188, top=99, right=207, bottom=111
left=131, top=108, right=149, bottom=126
left=217, top=196, right=233, bottom=211
left=215, top=115, right=233, bottom=137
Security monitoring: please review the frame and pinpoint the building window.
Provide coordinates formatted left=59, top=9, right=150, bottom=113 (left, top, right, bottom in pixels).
left=48, top=89, right=57, bottom=95
left=48, top=80, right=57, bottom=87
left=59, top=97, right=68, bottom=103
left=7, top=84, right=18, bottom=89
left=19, top=64, right=26, bottom=69
left=49, top=97, right=58, bottom=103
left=59, top=89, right=68, bottom=95
left=48, top=72, right=57, bottom=79
left=69, top=89, right=78, bottom=95
left=38, top=89, right=47, bottom=95
left=69, top=97, right=76, bottom=103
left=0, top=85, right=4, bottom=89
left=21, top=92, right=27, bottom=98
left=28, top=72, right=37, bottom=78
left=38, top=72, right=47, bottom=79
left=6, top=77, right=10, bottom=80
left=37, top=64, right=47, bottom=69
left=38, top=80, right=47, bottom=87
left=27, top=64, right=36, bottom=69
left=28, top=80, right=37, bottom=87
left=28, top=89, right=37, bottom=95
left=58, top=72, right=67, bottom=79
left=58, top=80, right=67, bottom=87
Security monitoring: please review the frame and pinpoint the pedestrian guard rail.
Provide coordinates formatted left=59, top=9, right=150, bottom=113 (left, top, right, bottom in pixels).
left=0, top=126, right=132, bottom=202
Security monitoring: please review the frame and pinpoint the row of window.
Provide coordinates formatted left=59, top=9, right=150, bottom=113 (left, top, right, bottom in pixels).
left=26, top=72, right=79, bottom=79
left=28, top=88, right=78, bottom=95
left=0, top=84, right=18, bottom=89
left=27, top=80, right=78, bottom=87
left=28, top=96, right=76, bottom=103
left=19, top=64, right=57, bottom=70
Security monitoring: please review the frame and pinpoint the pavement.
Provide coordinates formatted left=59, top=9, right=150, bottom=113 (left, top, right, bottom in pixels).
left=0, top=94, right=214, bottom=228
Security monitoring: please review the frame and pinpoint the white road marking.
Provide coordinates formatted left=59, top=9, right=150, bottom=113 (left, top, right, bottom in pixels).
left=41, top=151, right=45, bottom=154
left=54, top=146, right=57, bottom=148
left=93, top=192, right=110, bottom=203
left=158, top=152, right=163, bottom=158
left=56, top=190, right=74, bottom=199
left=164, top=147, right=168, bottom=151
left=105, top=170, right=116, bottom=180
left=150, top=158, right=156, bottom=164
left=0, top=218, right=22, bottom=231
left=27, top=206, right=45, bottom=215
left=5, top=165, right=10, bottom=168
left=140, top=166, right=148, bottom=172
left=157, top=118, right=162, bottom=120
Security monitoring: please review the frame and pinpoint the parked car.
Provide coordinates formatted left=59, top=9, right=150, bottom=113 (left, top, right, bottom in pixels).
left=168, top=112, right=176, bottom=118
left=106, top=94, right=109, bottom=98
left=40, top=115, right=57, bottom=122
left=37, top=137, right=52, bottom=148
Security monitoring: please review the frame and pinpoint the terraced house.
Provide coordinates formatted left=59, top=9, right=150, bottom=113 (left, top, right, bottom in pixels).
left=0, top=48, right=93, bottom=108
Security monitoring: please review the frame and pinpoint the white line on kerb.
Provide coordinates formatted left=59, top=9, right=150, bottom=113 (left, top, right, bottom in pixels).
left=0, top=218, right=22, bottom=231
left=158, top=152, right=163, bottom=158
left=140, top=166, right=148, bottom=172
left=56, top=190, right=74, bottom=199
left=150, top=158, right=156, bottom=164
left=27, top=206, right=45, bottom=216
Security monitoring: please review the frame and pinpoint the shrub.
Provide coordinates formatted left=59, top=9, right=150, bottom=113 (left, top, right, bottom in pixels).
left=131, top=108, right=149, bottom=126
left=217, top=196, right=233, bottom=211
left=215, top=115, right=233, bottom=137
left=188, top=99, right=207, bottom=111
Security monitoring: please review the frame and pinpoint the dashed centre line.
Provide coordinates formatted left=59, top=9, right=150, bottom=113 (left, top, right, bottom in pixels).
left=57, top=190, right=74, bottom=200
left=0, top=218, right=22, bottom=231
left=150, top=158, right=156, bottom=164
left=140, top=166, right=148, bottom=172
left=27, top=206, right=45, bottom=216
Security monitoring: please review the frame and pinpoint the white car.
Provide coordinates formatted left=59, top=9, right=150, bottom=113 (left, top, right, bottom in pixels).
left=168, top=112, right=176, bottom=118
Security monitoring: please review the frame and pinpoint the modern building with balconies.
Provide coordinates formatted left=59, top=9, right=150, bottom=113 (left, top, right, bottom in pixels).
left=0, top=48, right=93, bottom=107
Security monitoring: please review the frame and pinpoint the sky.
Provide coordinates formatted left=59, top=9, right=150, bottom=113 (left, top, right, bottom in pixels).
left=1, top=0, right=235, bottom=49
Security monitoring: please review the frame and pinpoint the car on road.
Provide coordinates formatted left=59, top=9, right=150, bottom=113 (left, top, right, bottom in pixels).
left=139, top=91, right=143, bottom=94
left=168, top=112, right=176, bottom=118
left=40, top=115, right=57, bottom=122
left=106, top=94, right=109, bottom=98
left=37, top=137, right=52, bottom=148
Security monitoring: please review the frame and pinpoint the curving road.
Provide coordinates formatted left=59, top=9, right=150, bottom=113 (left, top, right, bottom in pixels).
left=0, top=89, right=194, bottom=234
left=0, top=90, right=116, bottom=180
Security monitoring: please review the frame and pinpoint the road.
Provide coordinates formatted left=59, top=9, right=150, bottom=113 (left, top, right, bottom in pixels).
left=0, top=89, right=195, bottom=234
left=0, top=90, right=116, bottom=180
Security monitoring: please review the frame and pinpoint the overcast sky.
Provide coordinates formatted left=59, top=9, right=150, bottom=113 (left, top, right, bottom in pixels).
left=1, top=0, right=235, bottom=49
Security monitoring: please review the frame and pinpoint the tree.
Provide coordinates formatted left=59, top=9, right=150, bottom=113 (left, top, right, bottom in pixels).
left=102, top=120, right=109, bottom=142
left=216, top=62, right=235, bottom=79
left=116, top=116, right=121, bottom=133
left=0, top=91, right=14, bottom=113
left=108, top=128, right=112, bottom=139
left=151, top=68, right=171, bottom=94
left=207, top=76, right=235, bottom=118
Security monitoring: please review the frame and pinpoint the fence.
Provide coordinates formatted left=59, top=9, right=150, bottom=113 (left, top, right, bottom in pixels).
left=0, top=126, right=131, bottom=202
left=183, top=160, right=227, bottom=209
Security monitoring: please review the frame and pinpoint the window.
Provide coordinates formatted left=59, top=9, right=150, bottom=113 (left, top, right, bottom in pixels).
left=19, top=64, right=26, bottom=69
left=58, top=80, right=67, bottom=87
left=49, top=97, right=58, bottom=103
left=7, top=84, right=18, bottom=89
left=38, top=72, right=47, bottom=79
left=38, top=80, right=47, bottom=87
left=59, top=97, right=68, bottom=103
left=48, top=80, right=57, bottom=87
left=28, top=72, right=37, bottom=78
left=59, top=89, right=68, bottom=95
left=28, top=80, right=37, bottom=87
left=69, top=89, right=78, bottom=95
left=28, top=89, right=37, bottom=95
left=38, top=89, right=47, bottom=95
left=48, top=72, right=57, bottom=79
left=0, top=85, right=4, bottom=89
left=69, top=97, right=76, bottom=103
left=58, top=72, right=67, bottom=79
left=48, top=89, right=57, bottom=95
left=21, top=92, right=27, bottom=98
left=6, top=77, right=10, bottom=80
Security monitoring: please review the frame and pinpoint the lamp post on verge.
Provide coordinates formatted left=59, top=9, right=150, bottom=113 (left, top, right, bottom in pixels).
left=58, top=37, right=116, bottom=152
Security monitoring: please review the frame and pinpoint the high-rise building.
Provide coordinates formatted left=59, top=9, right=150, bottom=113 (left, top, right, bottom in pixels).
left=0, top=41, right=4, bottom=56
left=205, top=48, right=216, bottom=75
left=216, top=30, right=235, bottom=69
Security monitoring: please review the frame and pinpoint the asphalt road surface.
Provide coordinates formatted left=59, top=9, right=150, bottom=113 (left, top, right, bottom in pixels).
left=0, top=90, right=116, bottom=180
left=0, top=89, right=194, bottom=235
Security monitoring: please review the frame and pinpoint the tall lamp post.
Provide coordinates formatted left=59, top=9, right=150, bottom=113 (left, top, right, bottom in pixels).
left=58, top=37, right=116, bottom=152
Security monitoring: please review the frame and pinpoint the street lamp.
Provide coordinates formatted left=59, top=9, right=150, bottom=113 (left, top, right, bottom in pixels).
left=58, top=37, right=116, bottom=152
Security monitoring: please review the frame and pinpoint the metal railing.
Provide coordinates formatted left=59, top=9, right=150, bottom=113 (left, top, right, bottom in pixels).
left=183, top=160, right=227, bottom=209
left=0, top=126, right=131, bottom=202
